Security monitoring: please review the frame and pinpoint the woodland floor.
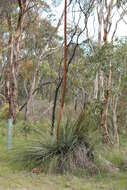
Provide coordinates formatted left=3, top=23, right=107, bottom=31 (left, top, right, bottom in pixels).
left=0, top=163, right=127, bottom=190
left=0, top=132, right=127, bottom=190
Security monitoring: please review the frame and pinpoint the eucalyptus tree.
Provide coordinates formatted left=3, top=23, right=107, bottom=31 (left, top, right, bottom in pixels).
left=0, top=0, right=29, bottom=149
left=0, top=0, right=51, bottom=148
left=0, top=0, right=51, bottom=120
left=77, top=0, right=127, bottom=144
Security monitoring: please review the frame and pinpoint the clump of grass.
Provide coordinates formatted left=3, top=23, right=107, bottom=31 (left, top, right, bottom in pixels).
left=11, top=119, right=97, bottom=174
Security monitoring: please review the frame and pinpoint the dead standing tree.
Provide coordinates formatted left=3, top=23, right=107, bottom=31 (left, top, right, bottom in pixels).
left=56, top=0, right=67, bottom=143
left=51, top=0, right=94, bottom=136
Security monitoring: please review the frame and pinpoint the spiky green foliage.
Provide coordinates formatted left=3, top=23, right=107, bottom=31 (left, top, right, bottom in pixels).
left=12, top=120, right=96, bottom=173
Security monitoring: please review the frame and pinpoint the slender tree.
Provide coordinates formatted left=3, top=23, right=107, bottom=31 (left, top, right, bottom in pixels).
left=56, top=0, right=67, bottom=143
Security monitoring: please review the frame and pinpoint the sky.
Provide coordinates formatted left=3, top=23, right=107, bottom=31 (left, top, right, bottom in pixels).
left=46, top=0, right=127, bottom=43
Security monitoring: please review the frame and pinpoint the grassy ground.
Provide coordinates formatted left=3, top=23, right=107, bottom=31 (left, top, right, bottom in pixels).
left=0, top=161, right=127, bottom=190
left=0, top=128, right=127, bottom=190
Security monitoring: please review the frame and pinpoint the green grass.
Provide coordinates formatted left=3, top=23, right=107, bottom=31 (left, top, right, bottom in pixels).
left=0, top=124, right=127, bottom=190
left=0, top=145, right=127, bottom=189
left=0, top=160, right=127, bottom=190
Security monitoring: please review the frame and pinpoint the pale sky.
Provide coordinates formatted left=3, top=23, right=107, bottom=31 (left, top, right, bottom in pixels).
left=47, top=0, right=127, bottom=43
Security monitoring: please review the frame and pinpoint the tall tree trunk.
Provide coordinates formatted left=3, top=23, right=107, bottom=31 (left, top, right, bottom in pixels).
left=5, top=15, right=13, bottom=120
left=94, top=2, right=103, bottom=100
left=56, top=0, right=67, bottom=143
left=99, top=0, right=114, bottom=143
left=7, top=0, right=26, bottom=123
left=5, top=15, right=14, bottom=150
left=11, top=2, right=26, bottom=123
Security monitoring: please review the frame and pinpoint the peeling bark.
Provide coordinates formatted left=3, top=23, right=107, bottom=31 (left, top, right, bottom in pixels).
left=5, top=1, right=27, bottom=123
left=98, top=0, right=115, bottom=144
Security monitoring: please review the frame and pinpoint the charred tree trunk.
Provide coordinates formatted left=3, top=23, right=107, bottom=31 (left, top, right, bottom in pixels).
left=51, top=78, right=62, bottom=135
